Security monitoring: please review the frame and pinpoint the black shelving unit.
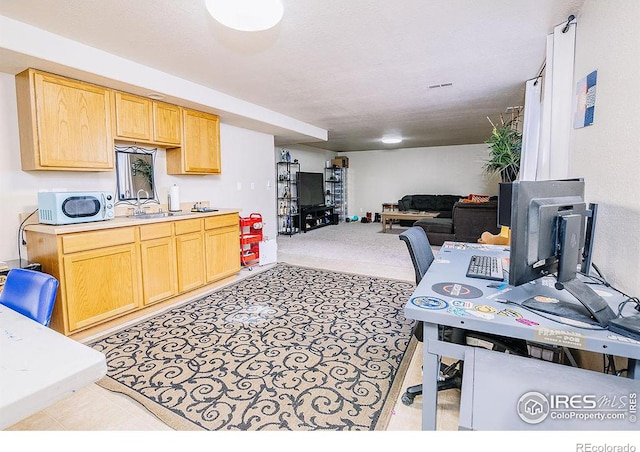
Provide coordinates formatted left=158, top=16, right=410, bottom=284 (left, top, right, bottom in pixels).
left=300, top=205, right=336, bottom=232
left=324, top=166, right=347, bottom=222
left=277, top=161, right=300, bottom=235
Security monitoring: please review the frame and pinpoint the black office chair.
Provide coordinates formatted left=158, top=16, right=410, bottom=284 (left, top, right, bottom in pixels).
left=399, top=226, right=529, bottom=405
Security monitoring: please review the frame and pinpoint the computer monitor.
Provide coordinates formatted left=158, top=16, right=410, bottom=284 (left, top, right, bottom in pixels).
left=580, top=203, right=598, bottom=276
left=501, top=179, right=617, bottom=327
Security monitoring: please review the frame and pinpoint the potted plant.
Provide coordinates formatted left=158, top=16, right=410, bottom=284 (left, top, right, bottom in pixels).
left=483, top=115, right=522, bottom=183
left=131, top=157, right=154, bottom=190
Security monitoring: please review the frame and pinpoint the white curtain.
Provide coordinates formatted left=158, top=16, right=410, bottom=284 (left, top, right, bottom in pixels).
left=521, top=19, right=577, bottom=181
left=520, top=78, right=542, bottom=181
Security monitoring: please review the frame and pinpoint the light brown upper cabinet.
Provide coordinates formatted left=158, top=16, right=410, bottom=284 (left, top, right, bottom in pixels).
left=113, top=91, right=153, bottom=141
left=153, top=101, right=182, bottom=145
left=114, top=92, right=181, bottom=146
left=15, top=69, right=114, bottom=171
left=167, top=108, right=221, bottom=174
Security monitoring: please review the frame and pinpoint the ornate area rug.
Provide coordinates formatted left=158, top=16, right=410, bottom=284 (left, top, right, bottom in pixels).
left=90, top=263, right=416, bottom=430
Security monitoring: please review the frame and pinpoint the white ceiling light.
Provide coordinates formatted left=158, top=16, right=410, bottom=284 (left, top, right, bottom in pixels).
left=381, top=137, right=402, bottom=144
left=205, top=0, right=284, bottom=32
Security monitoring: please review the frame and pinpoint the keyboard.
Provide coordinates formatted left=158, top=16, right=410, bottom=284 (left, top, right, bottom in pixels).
left=466, top=255, right=504, bottom=281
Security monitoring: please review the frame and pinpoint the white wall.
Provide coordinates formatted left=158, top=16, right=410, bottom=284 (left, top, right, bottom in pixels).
left=271, top=143, right=496, bottom=220
left=276, top=144, right=337, bottom=174
left=0, top=72, right=277, bottom=262
left=569, top=0, right=640, bottom=295
left=342, top=144, right=497, bottom=216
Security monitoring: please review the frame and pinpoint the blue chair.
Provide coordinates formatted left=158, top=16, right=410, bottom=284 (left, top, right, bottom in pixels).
left=0, top=268, right=59, bottom=326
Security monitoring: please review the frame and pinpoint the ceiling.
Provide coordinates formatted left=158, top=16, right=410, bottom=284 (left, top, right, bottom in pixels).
left=0, top=0, right=585, bottom=152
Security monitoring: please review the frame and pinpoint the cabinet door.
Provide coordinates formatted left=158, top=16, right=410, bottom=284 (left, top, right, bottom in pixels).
left=205, top=225, right=241, bottom=283
left=153, top=102, right=181, bottom=145
left=27, top=70, right=113, bottom=170
left=167, top=109, right=221, bottom=174
left=114, top=92, right=153, bottom=141
left=175, top=232, right=205, bottom=292
left=140, top=236, right=178, bottom=305
left=62, top=243, right=141, bottom=332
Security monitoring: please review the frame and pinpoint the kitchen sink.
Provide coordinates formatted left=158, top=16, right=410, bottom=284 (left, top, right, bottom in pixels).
left=127, top=211, right=190, bottom=219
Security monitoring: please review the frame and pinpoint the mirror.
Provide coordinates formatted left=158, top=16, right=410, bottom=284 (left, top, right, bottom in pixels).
left=115, top=145, right=159, bottom=205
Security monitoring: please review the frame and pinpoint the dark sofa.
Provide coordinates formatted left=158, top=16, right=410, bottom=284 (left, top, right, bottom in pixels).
left=398, top=194, right=462, bottom=219
left=414, top=200, right=501, bottom=246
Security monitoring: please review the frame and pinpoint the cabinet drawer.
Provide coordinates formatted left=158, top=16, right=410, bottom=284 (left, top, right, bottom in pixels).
left=62, top=227, right=136, bottom=254
left=139, top=222, right=173, bottom=241
left=205, top=214, right=238, bottom=230
left=174, top=218, right=202, bottom=235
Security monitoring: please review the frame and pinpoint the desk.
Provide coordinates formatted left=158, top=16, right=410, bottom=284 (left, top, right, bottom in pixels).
left=404, top=242, right=640, bottom=430
left=0, top=305, right=106, bottom=429
left=459, top=347, right=640, bottom=430
left=381, top=211, right=439, bottom=232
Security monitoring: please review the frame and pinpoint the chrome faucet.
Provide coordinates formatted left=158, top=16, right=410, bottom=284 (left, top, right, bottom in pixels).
left=136, top=189, right=149, bottom=215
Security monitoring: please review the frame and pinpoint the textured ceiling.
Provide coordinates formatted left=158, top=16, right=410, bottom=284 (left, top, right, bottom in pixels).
left=0, top=0, right=585, bottom=151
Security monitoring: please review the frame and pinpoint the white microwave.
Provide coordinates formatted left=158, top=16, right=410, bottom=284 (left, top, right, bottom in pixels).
left=38, top=191, right=115, bottom=225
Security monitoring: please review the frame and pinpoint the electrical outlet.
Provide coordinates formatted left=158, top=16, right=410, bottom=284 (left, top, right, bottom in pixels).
left=250, top=182, right=255, bottom=190
left=237, top=182, right=242, bottom=191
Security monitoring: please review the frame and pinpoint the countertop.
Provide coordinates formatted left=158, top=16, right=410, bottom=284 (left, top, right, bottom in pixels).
left=23, top=208, right=241, bottom=235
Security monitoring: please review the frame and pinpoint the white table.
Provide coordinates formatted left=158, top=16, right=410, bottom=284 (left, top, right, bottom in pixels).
left=0, top=305, right=107, bottom=429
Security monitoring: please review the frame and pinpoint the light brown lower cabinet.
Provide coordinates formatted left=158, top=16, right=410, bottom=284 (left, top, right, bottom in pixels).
left=204, top=215, right=241, bottom=282
left=175, top=234, right=206, bottom=293
left=25, top=213, right=240, bottom=336
left=63, top=242, right=141, bottom=332
left=139, top=222, right=178, bottom=305
left=174, top=218, right=206, bottom=293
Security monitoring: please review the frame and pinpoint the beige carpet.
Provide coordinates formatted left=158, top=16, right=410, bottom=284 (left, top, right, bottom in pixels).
left=277, top=221, right=417, bottom=281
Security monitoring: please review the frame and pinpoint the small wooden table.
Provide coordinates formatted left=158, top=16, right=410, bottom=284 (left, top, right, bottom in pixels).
left=381, top=211, right=439, bottom=232
left=381, top=202, right=399, bottom=212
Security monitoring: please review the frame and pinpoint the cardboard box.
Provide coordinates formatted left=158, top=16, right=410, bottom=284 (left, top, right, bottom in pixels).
left=331, top=157, right=349, bottom=168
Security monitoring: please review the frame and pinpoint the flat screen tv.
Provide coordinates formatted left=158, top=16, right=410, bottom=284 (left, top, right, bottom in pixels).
left=297, top=172, right=325, bottom=208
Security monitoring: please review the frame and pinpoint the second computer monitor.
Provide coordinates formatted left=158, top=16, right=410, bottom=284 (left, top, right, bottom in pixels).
left=502, top=179, right=587, bottom=287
